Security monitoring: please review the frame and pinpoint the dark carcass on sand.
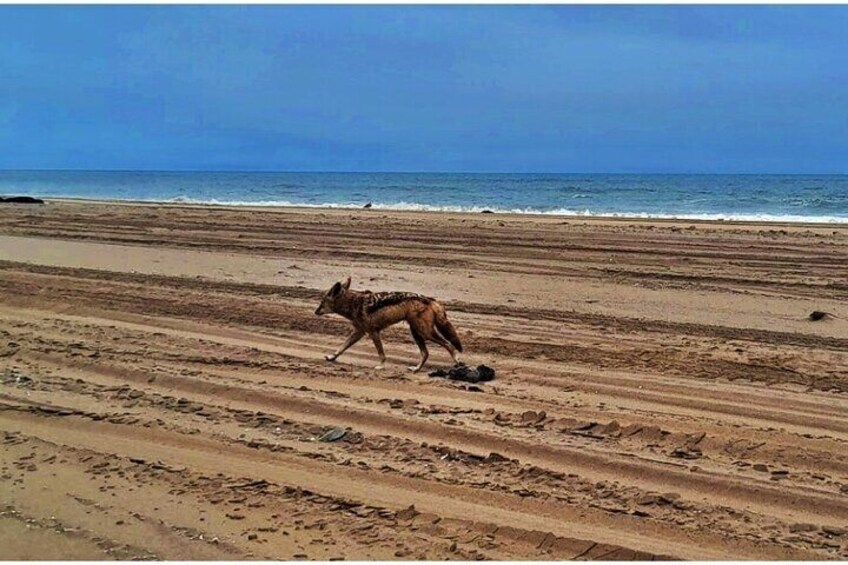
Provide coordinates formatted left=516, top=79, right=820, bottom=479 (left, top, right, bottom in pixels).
left=428, top=362, right=495, bottom=384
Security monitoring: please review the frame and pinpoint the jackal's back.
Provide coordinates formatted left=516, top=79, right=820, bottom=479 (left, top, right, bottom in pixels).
left=363, top=291, right=431, bottom=314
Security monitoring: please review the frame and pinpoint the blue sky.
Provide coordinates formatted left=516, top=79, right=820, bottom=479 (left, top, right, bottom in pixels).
left=0, top=5, right=846, bottom=173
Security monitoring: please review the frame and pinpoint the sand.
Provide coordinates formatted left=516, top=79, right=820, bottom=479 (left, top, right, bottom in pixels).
left=0, top=199, right=847, bottom=560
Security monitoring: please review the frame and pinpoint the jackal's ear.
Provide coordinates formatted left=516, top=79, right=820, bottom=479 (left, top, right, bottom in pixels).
left=342, top=276, right=351, bottom=290
left=329, top=282, right=343, bottom=296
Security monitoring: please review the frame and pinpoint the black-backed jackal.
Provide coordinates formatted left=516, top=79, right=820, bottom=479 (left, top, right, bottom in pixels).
left=314, top=277, right=463, bottom=372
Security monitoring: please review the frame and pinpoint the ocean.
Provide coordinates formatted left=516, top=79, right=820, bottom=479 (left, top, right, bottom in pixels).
left=2, top=170, right=847, bottom=223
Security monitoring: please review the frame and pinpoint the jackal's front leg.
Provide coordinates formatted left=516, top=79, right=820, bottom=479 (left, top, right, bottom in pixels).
left=326, top=328, right=364, bottom=362
left=369, top=332, right=387, bottom=369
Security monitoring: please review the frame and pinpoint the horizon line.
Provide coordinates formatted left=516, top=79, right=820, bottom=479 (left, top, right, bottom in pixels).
left=2, top=168, right=847, bottom=176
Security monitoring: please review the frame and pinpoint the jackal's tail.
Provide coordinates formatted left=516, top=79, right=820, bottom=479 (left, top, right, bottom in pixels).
left=433, top=303, right=463, bottom=352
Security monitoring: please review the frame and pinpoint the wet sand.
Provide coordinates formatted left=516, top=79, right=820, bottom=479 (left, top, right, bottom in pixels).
left=1, top=199, right=847, bottom=560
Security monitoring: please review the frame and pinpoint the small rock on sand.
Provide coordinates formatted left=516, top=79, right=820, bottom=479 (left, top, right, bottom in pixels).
left=396, top=504, right=419, bottom=521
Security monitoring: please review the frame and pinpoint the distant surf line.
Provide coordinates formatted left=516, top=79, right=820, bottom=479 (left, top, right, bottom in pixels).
left=51, top=195, right=848, bottom=224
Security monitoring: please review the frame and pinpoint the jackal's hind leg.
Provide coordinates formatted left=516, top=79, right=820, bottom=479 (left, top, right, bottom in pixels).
left=369, top=331, right=387, bottom=369
left=408, top=326, right=429, bottom=372
left=326, top=328, right=364, bottom=362
left=428, top=331, right=459, bottom=364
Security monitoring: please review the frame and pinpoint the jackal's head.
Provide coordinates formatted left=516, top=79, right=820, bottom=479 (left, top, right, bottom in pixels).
left=315, top=276, right=351, bottom=315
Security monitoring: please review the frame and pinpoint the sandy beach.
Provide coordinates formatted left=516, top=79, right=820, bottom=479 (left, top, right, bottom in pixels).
left=1, top=199, right=847, bottom=560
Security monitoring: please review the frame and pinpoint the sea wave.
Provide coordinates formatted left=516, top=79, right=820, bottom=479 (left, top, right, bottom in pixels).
left=125, top=196, right=848, bottom=224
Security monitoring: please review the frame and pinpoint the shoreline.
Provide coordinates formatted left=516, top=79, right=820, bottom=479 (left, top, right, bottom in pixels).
left=24, top=196, right=848, bottom=228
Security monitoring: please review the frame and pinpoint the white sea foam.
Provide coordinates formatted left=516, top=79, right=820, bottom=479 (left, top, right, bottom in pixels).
left=138, top=197, right=848, bottom=224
